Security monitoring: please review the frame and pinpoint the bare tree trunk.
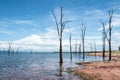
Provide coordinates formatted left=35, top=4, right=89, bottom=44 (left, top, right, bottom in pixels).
left=107, top=8, right=117, bottom=61
left=81, top=22, right=86, bottom=61
left=94, top=40, right=96, bottom=57
left=59, top=38, right=63, bottom=63
left=69, top=36, right=72, bottom=61
left=75, top=39, right=77, bottom=54
left=78, top=43, right=81, bottom=56
left=108, top=14, right=112, bottom=61
left=103, top=34, right=106, bottom=60
left=119, top=46, right=120, bottom=51
left=82, top=39, right=85, bottom=60
left=8, top=41, right=12, bottom=55
left=100, top=20, right=107, bottom=61
left=69, top=27, right=72, bottom=61
left=90, top=45, right=92, bottom=52
left=52, top=7, right=69, bottom=63
left=59, top=7, right=63, bottom=63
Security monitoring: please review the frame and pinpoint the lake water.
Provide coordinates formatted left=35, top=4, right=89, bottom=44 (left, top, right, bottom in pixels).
left=0, top=52, right=104, bottom=80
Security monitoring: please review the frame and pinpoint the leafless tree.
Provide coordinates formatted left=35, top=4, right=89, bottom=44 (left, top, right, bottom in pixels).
left=8, top=41, right=13, bottom=54
left=100, top=21, right=107, bottom=61
left=52, top=7, right=69, bottom=63
left=107, top=8, right=117, bottom=61
left=69, top=27, right=72, bottom=61
left=81, top=22, right=87, bottom=60
left=90, top=44, right=93, bottom=52
left=75, top=39, right=78, bottom=54
left=94, top=40, right=97, bottom=57
left=78, top=43, right=81, bottom=56
left=16, top=47, right=21, bottom=54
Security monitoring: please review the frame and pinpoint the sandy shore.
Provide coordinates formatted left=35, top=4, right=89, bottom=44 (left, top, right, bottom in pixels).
left=72, top=52, right=120, bottom=80
left=74, top=60, right=120, bottom=80
left=88, top=52, right=120, bottom=57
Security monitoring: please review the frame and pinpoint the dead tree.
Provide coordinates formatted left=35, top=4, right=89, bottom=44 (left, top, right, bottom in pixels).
left=81, top=22, right=87, bottom=60
left=78, top=43, right=81, bottom=56
left=52, top=7, right=69, bottom=63
left=94, top=40, right=97, bottom=57
left=107, top=8, right=117, bottom=61
left=100, top=21, right=106, bottom=61
left=90, top=44, right=93, bottom=52
left=8, top=41, right=12, bottom=54
left=69, top=27, right=72, bottom=61
left=16, top=47, right=20, bottom=54
left=75, top=39, right=78, bottom=54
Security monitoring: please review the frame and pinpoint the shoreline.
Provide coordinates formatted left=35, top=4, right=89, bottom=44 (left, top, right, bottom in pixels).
left=73, top=60, right=120, bottom=80
left=87, top=51, right=120, bottom=60
left=71, top=51, right=120, bottom=80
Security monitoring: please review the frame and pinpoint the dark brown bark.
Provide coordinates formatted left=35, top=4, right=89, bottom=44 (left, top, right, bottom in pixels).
left=59, top=38, right=63, bottom=63
left=108, top=10, right=112, bottom=61
left=107, top=8, right=117, bottom=61
left=100, top=21, right=106, bottom=61
left=52, top=7, right=69, bottom=63
left=69, top=27, right=72, bottom=61
left=81, top=22, right=86, bottom=61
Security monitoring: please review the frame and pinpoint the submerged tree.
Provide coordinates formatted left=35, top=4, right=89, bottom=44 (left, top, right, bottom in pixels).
left=52, top=7, right=69, bottom=63
left=78, top=43, right=81, bottom=56
left=100, top=21, right=107, bottom=61
left=90, top=44, right=93, bottom=52
left=94, top=40, right=97, bottom=57
left=75, top=39, right=78, bottom=54
left=16, top=47, right=21, bottom=54
left=107, top=8, right=117, bottom=61
left=81, top=22, right=87, bottom=60
left=69, top=27, right=72, bottom=61
left=8, top=41, right=13, bottom=54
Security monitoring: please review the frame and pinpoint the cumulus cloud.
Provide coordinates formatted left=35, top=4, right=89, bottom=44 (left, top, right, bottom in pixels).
left=0, top=8, right=119, bottom=52
left=0, top=28, right=119, bottom=52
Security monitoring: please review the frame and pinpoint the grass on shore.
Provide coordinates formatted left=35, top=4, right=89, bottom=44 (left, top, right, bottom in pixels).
left=111, top=50, right=120, bottom=54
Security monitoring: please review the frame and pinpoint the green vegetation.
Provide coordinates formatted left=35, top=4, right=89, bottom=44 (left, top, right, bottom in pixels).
left=74, top=72, right=99, bottom=80
left=112, top=51, right=120, bottom=54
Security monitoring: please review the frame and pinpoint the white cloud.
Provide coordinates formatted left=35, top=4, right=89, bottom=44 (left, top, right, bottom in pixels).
left=112, top=32, right=120, bottom=41
left=0, top=8, right=119, bottom=52
left=0, top=27, right=119, bottom=52
left=15, top=34, right=42, bottom=45
left=98, top=14, right=120, bottom=31
left=15, top=20, right=32, bottom=24
left=0, top=27, right=81, bottom=52
left=0, top=27, right=59, bottom=52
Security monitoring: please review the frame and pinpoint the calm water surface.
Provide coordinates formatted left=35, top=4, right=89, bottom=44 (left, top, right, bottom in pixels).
left=0, top=52, right=104, bottom=80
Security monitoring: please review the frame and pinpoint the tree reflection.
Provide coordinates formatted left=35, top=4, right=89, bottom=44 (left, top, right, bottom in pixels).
left=59, top=63, right=63, bottom=76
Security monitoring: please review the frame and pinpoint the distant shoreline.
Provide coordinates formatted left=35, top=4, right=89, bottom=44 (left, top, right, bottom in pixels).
left=88, top=51, right=120, bottom=58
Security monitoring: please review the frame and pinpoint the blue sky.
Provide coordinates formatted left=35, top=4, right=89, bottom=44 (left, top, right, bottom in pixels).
left=0, top=0, right=120, bottom=51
